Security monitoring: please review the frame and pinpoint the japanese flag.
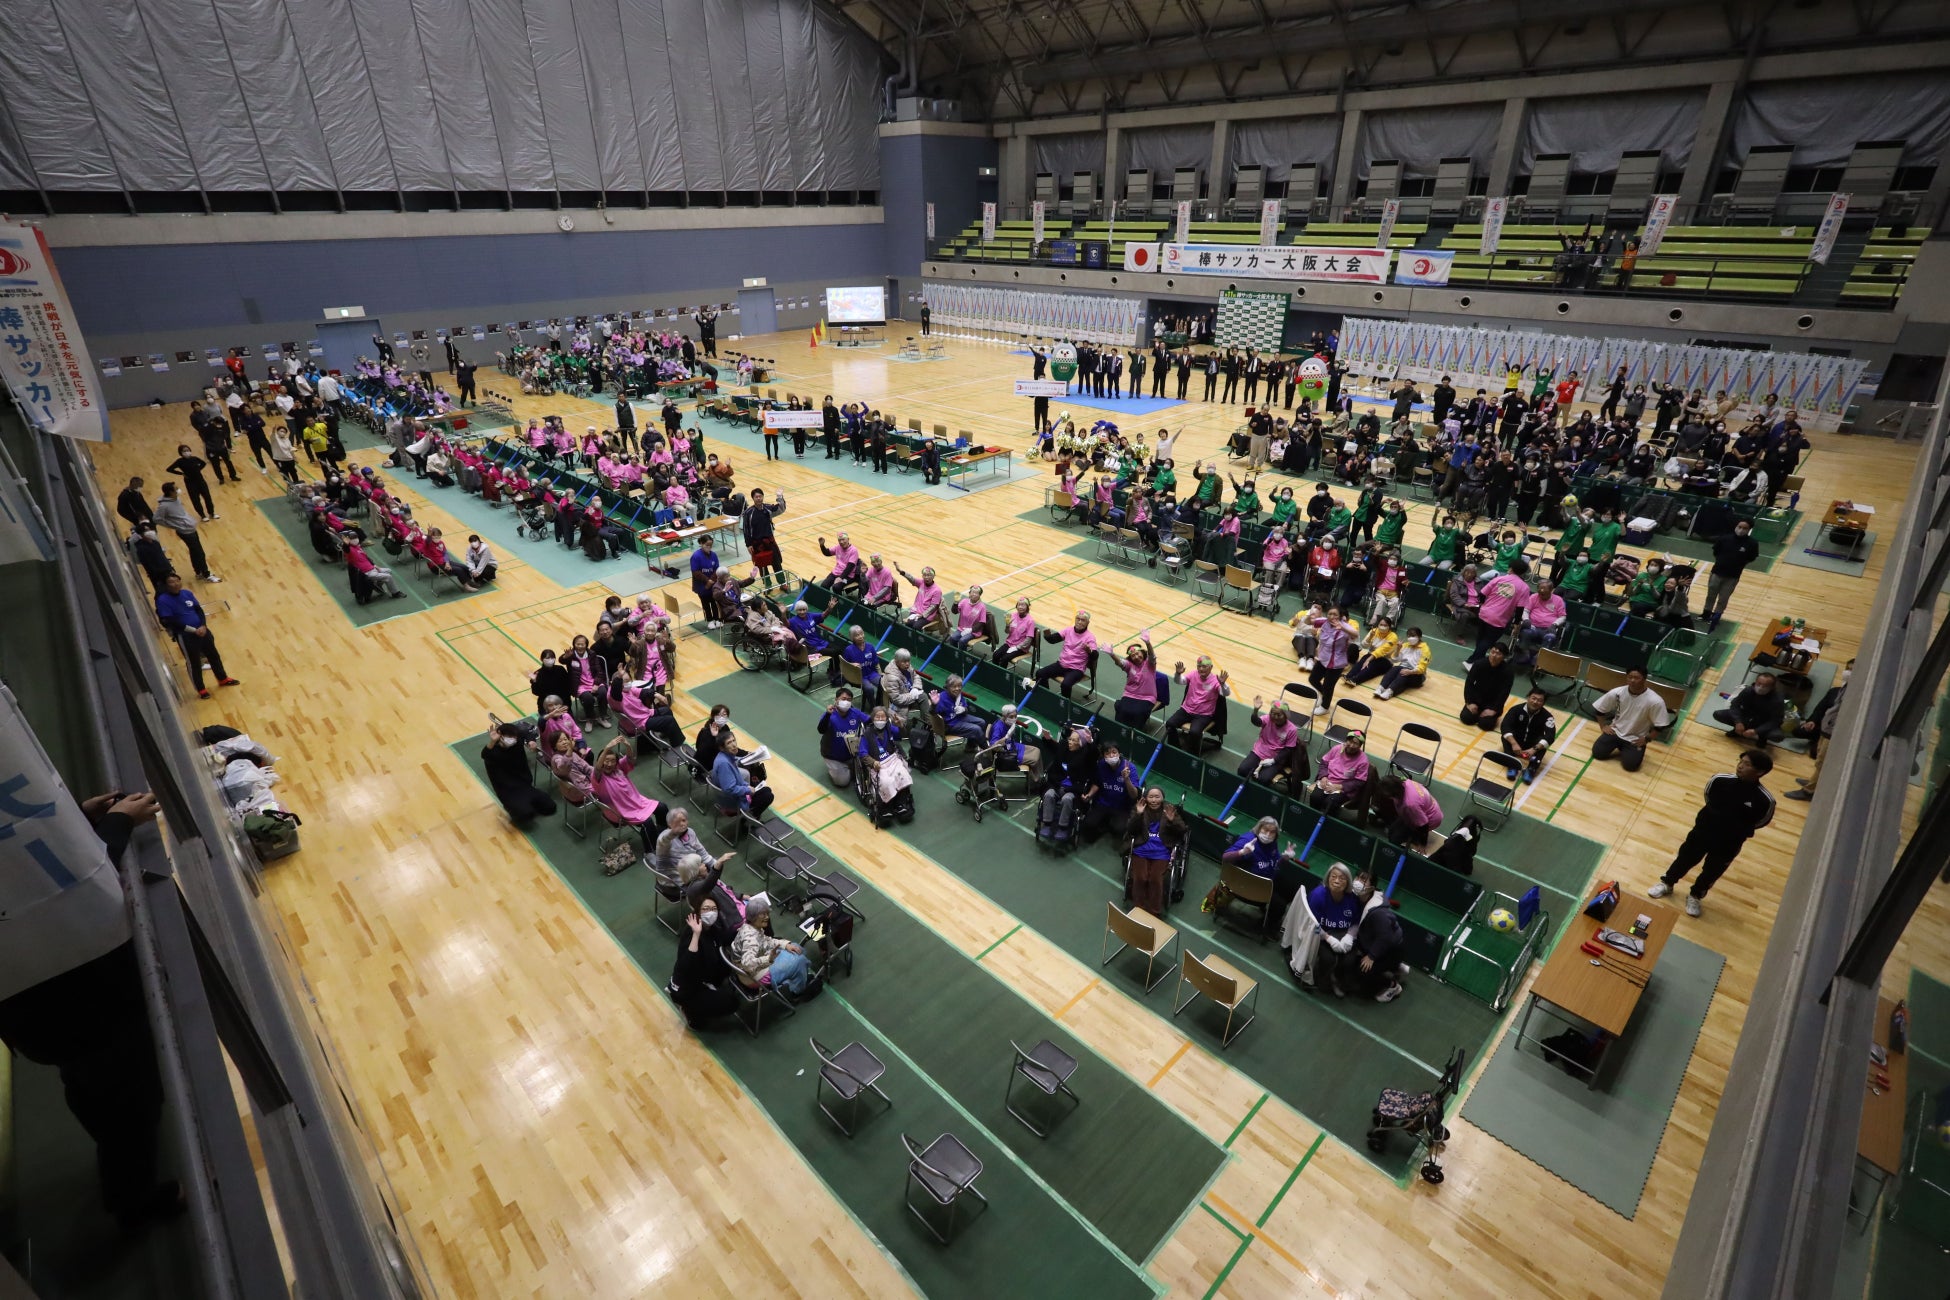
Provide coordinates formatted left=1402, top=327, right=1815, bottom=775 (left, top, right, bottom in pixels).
left=1124, top=243, right=1160, bottom=273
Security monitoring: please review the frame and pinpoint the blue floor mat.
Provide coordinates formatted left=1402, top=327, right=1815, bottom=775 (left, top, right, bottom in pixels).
left=1055, top=394, right=1185, bottom=417
left=411, top=479, right=649, bottom=588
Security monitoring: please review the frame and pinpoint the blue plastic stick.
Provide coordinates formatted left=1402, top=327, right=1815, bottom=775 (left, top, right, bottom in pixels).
left=1385, top=853, right=1406, bottom=903
left=1613, top=615, right=1629, bottom=635
left=1294, top=816, right=1326, bottom=864
left=875, top=626, right=891, bottom=650
left=788, top=584, right=807, bottom=609
left=1017, top=686, right=1035, bottom=711
left=1136, top=742, right=1162, bottom=789
left=919, top=643, right=942, bottom=673
left=1218, top=783, right=1245, bottom=823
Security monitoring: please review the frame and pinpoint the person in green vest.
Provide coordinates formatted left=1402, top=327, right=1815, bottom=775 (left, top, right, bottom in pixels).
left=1352, top=480, right=1384, bottom=543
left=1270, top=487, right=1299, bottom=527
left=1374, top=498, right=1408, bottom=548
left=1153, top=461, right=1177, bottom=496
left=1427, top=512, right=1465, bottom=569
left=1553, top=509, right=1590, bottom=582
left=1530, top=365, right=1556, bottom=403
left=1586, top=508, right=1623, bottom=567
left=1623, top=557, right=1668, bottom=616
left=1191, top=461, right=1223, bottom=509
left=1326, top=500, right=1354, bottom=539
left=1229, top=474, right=1262, bottom=518
left=1558, top=548, right=1597, bottom=601
left=1494, top=528, right=1527, bottom=573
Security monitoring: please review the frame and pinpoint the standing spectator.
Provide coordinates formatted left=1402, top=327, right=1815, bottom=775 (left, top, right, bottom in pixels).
left=165, top=444, right=218, bottom=520
left=1649, top=751, right=1776, bottom=916
left=1590, top=666, right=1672, bottom=772
left=1702, top=519, right=1759, bottom=629
left=115, top=476, right=152, bottom=528
left=130, top=524, right=174, bottom=594
left=153, top=574, right=239, bottom=698
left=150, top=484, right=220, bottom=583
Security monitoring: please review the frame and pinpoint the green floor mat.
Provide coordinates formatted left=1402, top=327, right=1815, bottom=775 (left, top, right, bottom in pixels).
left=253, top=498, right=487, bottom=626
left=1691, top=655, right=1835, bottom=754
left=446, top=737, right=1218, bottom=1288
left=1459, top=934, right=1725, bottom=1218
left=403, top=478, right=660, bottom=590
left=1784, top=518, right=1875, bottom=576
left=683, top=411, right=937, bottom=496
left=691, top=671, right=1504, bottom=1180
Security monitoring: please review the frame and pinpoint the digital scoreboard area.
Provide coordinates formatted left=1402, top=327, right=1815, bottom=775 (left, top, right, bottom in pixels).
left=824, top=285, right=886, bottom=325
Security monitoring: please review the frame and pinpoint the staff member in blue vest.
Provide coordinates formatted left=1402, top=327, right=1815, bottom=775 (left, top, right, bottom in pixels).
left=154, top=574, right=239, bottom=699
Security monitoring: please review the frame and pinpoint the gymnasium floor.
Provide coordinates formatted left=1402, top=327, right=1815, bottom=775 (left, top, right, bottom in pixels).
left=84, top=326, right=1939, bottom=1298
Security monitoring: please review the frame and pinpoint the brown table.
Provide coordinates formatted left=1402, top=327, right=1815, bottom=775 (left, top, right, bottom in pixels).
left=1852, top=995, right=1909, bottom=1227
left=1746, top=616, right=1828, bottom=695
left=1514, top=904, right=1677, bottom=1088
left=1819, top=499, right=1875, bottom=561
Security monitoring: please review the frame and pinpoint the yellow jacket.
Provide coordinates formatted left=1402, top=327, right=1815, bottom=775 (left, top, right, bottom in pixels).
left=1389, top=637, right=1432, bottom=676
left=1360, top=628, right=1399, bottom=661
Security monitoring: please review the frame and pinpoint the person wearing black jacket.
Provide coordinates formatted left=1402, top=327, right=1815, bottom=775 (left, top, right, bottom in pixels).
left=821, top=396, right=841, bottom=459
left=1500, top=689, right=1558, bottom=780
left=1431, top=377, right=1457, bottom=425
left=1349, top=897, right=1407, bottom=1001
left=115, top=476, right=151, bottom=527
left=742, top=488, right=787, bottom=582
left=484, top=721, right=556, bottom=826
left=614, top=395, right=637, bottom=451
left=1459, top=644, right=1515, bottom=731
left=1649, top=750, right=1776, bottom=916
left=165, top=445, right=217, bottom=520
left=1176, top=350, right=1193, bottom=399
left=920, top=438, right=943, bottom=486
left=1702, top=519, right=1760, bottom=629
left=1221, top=351, right=1241, bottom=403
left=1714, top=671, right=1787, bottom=746
left=1598, top=366, right=1628, bottom=421
left=1031, top=346, right=1048, bottom=380
left=670, top=907, right=740, bottom=1029
left=529, top=649, right=576, bottom=716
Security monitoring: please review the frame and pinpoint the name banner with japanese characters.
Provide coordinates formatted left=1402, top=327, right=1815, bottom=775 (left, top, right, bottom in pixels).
left=1160, top=244, right=1394, bottom=284
left=0, top=222, right=109, bottom=442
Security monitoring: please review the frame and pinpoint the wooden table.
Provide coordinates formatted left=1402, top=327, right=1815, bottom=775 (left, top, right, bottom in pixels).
left=1819, top=499, right=1875, bottom=561
left=1747, top=617, right=1827, bottom=688
left=636, top=515, right=739, bottom=572
left=1514, top=904, right=1677, bottom=1088
left=1852, top=994, right=1909, bottom=1227
left=942, top=447, right=1013, bottom=493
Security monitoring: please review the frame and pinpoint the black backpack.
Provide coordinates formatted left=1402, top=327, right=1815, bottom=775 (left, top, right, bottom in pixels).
left=907, top=715, right=941, bottom=774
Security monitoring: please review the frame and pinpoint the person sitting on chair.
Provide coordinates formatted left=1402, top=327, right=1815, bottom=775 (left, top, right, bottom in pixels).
left=858, top=705, right=915, bottom=823
left=933, top=675, right=985, bottom=745
left=1166, top=656, right=1229, bottom=748
left=899, top=563, right=945, bottom=628
left=837, top=625, right=883, bottom=697
left=1079, top=740, right=1140, bottom=843
left=1349, top=891, right=1407, bottom=1002
left=1307, top=732, right=1371, bottom=815
left=1301, top=862, right=1366, bottom=994
left=787, top=601, right=832, bottom=657
left=1034, top=609, right=1098, bottom=697
left=817, top=532, right=863, bottom=593
left=1239, top=698, right=1300, bottom=783
left=861, top=554, right=900, bottom=613
left=1122, top=788, right=1188, bottom=915
left=948, top=584, right=991, bottom=649
left=1369, top=775, right=1443, bottom=852
left=881, top=648, right=927, bottom=710
left=1114, top=633, right=1160, bottom=728
left=993, top=598, right=1037, bottom=670
left=817, top=690, right=871, bottom=786
left=987, top=704, right=1042, bottom=781
left=712, top=732, right=773, bottom=821
left=1036, top=725, right=1096, bottom=847
left=729, top=894, right=820, bottom=1002
left=592, top=735, right=666, bottom=850
left=1222, top=816, right=1295, bottom=880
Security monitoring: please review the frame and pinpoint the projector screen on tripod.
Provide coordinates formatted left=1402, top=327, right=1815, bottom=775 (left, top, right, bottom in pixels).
left=825, top=286, right=886, bottom=324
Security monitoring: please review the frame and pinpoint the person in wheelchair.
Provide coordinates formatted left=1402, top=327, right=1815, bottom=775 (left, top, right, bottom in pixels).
left=1033, top=609, right=1098, bottom=698
left=1122, top=788, right=1188, bottom=915
left=1035, top=725, right=1096, bottom=849
left=985, top=704, right=1042, bottom=782
left=1222, top=816, right=1297, bottom=883
left=817, top=690, right=871, bottom=786
left=853, top=705, right=916, bottom=825
left=933, top=676, right=986, bottom=745
left=787, top=601, right=832, bottom=656
left=1078, top=739, right=1140, bottom=843
left=837, top=625, right=883, bottom=696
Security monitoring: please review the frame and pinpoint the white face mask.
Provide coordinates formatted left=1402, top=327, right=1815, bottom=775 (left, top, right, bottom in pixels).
left=874, top=720, right=887, bottom=730
left=1256, top=831, right=1276, bottom=845
left=1840, top=669, right=1852, bottom=685
left=499, top=736, right=517, bottom=748
left=1350, top=879, right=1370, bottom=897
left=699, top=908, right=718, bottom=926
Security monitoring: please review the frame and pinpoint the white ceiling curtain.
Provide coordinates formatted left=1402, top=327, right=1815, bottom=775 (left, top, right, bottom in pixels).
left=1356, top=104, right=1501, bottom=179
left=1228, top=116, right=1340, bottom=183
left=1122, top=123, right=1211, bottom=176
left=0, top=0, right=882, bottom=195
left=1517, top=90, right=1705, bottom=175
left=1034, top=131, right=1107, bottom=178
left=1729, top=72, right=1950, bottom=168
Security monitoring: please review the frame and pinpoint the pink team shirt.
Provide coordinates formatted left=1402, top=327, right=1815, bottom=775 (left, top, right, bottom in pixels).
left=1057, top=626, right=1098, bottom=670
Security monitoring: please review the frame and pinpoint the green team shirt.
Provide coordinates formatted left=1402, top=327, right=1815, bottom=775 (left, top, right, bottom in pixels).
left=1271, top=497, right=1298, bottom=525
left=1530, top=368, right=1555, bottom=401
left=1587, top=520, right=1623, bottom=561
left=1234, top=489, right=1261, bottom=515
left=1494, top=540, right=1525, bottom=572
left=1429, top=525, right=1463, bottom=563
left=1375, top=510, right=1407, bottom=547
left=1625, top=571, right=1663, bottom=606
left=1154, top=467, right=1176, bottom=495
left=1555, top=519, right=1588, bottom=556
left=1194, top=471, right=1222, bottom=504
left=1328, top=505, right=1353, bottom=534
left=1560, top=559, right=1594, bottom=596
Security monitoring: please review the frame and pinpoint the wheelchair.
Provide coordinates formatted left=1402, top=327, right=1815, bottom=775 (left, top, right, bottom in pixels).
left=846, top=734, right=915, bottom=829
left=729, top=605, right=792, bottom=674
left=1121, top=841, right=1189, bottom=908
left=954, top=741, right=1011, bottom=823
left=1367, top=1047, right=1466, bottom=1185
left=514, top=501, right=553, bottom=541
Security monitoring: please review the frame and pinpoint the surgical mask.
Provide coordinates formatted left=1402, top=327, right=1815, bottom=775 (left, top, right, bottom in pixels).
left=874, top=720, right=887, bottom=731
left=1257, top=831, right=1276, bottom=845
left=1350, top=879, right=1370, bottom=897
left=541, top=655, right=556, bottom=666
left=499, top=736, right=517, bottom=748
left=699, top=908, right=718, bottom=926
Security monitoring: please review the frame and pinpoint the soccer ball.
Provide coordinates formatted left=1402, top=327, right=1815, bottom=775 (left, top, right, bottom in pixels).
left=1487, top=907, right=1518, bottom=933
left=1936, top=1120, right=1950, bottom=1148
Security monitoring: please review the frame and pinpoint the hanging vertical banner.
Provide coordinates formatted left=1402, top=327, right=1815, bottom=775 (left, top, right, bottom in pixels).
left=1640, top=195, right=1679, bottom=257
left=1032, top=200, right=1046, bottom=244
left=981, top=202, right=997, bottom=243
left=1810, top=193, right=1851, bottom=265
left=1374, top=199, right=1401, bottom=250
left=1480, top=197, right=1508, bottom=255
left=1259, top=198, right=1283, bottom=247
left=926, top=202, right=936, bottom=240
left=0, top=222, right=109, bottom=443
left=1175, top=199, right=1192, bottom=245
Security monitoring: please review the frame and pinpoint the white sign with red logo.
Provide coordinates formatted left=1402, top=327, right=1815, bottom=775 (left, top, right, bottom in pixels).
left=981, top=202, right=996, bottom=243
left=1375, top=198, right=1400, bottom=249
left=1175, top=199, right=1193, bottom=245
left=1032, top=200, right=1046, bottom=243
left=1123, top=242, right=1160, bottom=272
left=1160, top=244, right=1393, bottom=283
left=1640, top=194, right=1679, bottom=257
left=1394, top=250, right=1455, bottom=286
left=1480, top=196, right=1507, bottom=255
left=1810, top=193, right=1851, bottom=265
left=1259, top=198, right=1282, bottom=247
left=761, top=409, right=823, bottom=429
left=0, top=223, right=108, bottom=442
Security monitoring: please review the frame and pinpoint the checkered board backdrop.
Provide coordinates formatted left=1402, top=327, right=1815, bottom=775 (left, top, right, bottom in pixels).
left=1215, top=290, right=1288, bottom=352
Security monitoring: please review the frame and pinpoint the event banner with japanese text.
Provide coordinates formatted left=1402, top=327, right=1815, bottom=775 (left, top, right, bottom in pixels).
left=0, top=222, right=109, bottom=442
left=1160, top=244, right=1393, bottom=283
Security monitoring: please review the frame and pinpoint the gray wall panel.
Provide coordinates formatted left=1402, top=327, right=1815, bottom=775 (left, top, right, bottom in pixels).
left=282, top=0, right=396, bottom=190
left=568, top=0, right=644, bottom=191
left=57, top=0, right=199, bottom=188
left=742, top=1, right=794, bottom=192
left=406, top=0, right=506, bottom=189
left=210, top=0, right=338, bottom=191
left=703, top=0, right=761, bottom=190
left=0, top=0, right=117, bottom=189
left=142, top=0, right=269, bottom=189
left=521, top=0, right=601, bottom=190
left=346, top=0, right=453, bottom=189
left=615, top=0, right=686, bottom=191
left=467, top=0, right=553, bottom=189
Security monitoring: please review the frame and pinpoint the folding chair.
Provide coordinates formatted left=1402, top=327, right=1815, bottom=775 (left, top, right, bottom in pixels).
left=559, top=786, right=595, bottom=838
left=1280, top=682, right=1321, bottom=745
left=1192, top=560, right=1223, bottom=603
left=1577, top=663, right=1629, bottom=718
left=647, top=862, right=688, bottom=935
left=1101, top=902, right=1180, bottom=993
left=810, top=1037, right=891, bottom=1136
left=1215, top=861, right=1276, bottom=938
left=723, top=947, right=794, bottom=1037
left=1324, top=698, right=1374, bottom=748
left=1220, top=564, right=1257, bottom=612
left=1467, top=751, right=1522, bottom=829
left=1531, top=647, right=1585, bottom=703
left=902, top=1133, right=987, bottom=1244
left=1006, top=1040, right=1081, bottom=1137
left=1158, top=537, right=1188, bottom=583
left=1388, top=722, right=1442, bottom=786
left=647, top=730, right=697, bottom=794
left=1172, top=950, right=1260, bottom=1048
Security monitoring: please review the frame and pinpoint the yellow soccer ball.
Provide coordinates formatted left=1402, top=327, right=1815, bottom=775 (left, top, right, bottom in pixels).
left=1487, top=907, right=1518, bottom=933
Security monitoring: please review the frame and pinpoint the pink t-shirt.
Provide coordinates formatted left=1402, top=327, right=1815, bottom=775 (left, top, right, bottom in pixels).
left=1121, top=656, right=1157, bottom=702
left=594, top=754, right=660, bottom=824
left=911, top=582, right=943, bottom=620
left=865, top=566, right=896, bottom=602
left=1005, top=612, right=1035, bottom=649
left=1262, top=536, right=1291, bottom=568
left=616, top=684, right=651, bottom=729
left=829, top=543, right=859, bottom=577
left=1398, top=780, right=1444, bottom=830
left=1524, top=591, right=1567, bottom=629
left=1182, top=669, right=1223, bottom=715
left=1478, top=574, right=1529, bottom=628
left=1251, top=714, right=1300, bottom=761
left=1057, top=626, right=1098, bottom=670
left=957, top=599, right=987, bottom=632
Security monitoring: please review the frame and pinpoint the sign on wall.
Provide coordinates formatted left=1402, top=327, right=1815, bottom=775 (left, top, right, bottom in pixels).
left=1175, top=199, right=1192, bottom=245
left=1161, top=243, right=1393, bottom=284
left=1811, top=193, right=1851, bottom=265
left=1395, top=251, right=1455, bottom=286
left=926, top=202, right=935, bottom=239
left=1640, top=195, right=1679, bottom=257
left=0, top=221, right=108, bottom=441
left=1480, top=197, right=1508, bottom=255
left=1032, top=200, right=1046, bottom=244
left=981, top=202, right=997, bottom=243
left=1259, top=198, right=1282, bottom=247
left=1375, top=199, right=1401, bottom=250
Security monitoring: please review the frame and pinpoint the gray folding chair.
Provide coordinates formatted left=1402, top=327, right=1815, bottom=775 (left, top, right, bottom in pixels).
left=810, top=1037, right=891, bottom=1136
left=1006, top=1039, right=1081, bottom=1137
left=903, top=1132, right=988, bottom=1243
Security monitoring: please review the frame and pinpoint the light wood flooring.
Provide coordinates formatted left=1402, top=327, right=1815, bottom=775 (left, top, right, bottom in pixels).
left=84, top=326, right=1937, bottom=1298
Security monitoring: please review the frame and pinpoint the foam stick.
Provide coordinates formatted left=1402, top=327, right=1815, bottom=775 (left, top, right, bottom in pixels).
left=919, top=642, right=942, bottom=673
left=1217, top=783, right=1245, bottom=823
left=1294, top=815, right=1326, bottom=864
left=1385, top=853, right=1406, bottom=903
left=1136, top=742, right=1162, bottom=789
left=875, top=626, right=891, bottom=650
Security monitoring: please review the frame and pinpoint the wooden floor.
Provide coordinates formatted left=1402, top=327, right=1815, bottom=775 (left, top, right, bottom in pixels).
left=85, top=327, right=1936, bottom=1298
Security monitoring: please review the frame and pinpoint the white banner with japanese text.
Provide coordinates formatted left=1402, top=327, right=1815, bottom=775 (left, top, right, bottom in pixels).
left=1810, top=193, right=1851, bottom=265
left=1032, top=200, right=1046, bottom=244
left=1259, top=198, right=1282, bottom=247
left=981, top=202, right=996, bottom=243
left=1175, top=200, right=1192, bottom=245
left=1375, top=199, right=1400, bottom=249
left=1160, top=244, right=1393, bottom=284
left=1480, top=197, right=1507, bottom=255
left=0, top=223, right=109, bottom=442
left=926, top=202, right=935, bottom=239
left=1640, top=195, right=1679, bottom=257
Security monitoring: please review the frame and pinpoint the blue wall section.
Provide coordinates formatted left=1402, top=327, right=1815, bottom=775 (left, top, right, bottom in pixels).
left=57, top=223, right=888, bottom=335
left=881, top=131, right=995, bottom=277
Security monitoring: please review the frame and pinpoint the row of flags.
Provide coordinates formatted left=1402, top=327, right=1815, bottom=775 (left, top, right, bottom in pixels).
left=921, top=285, right=1145, bottom=346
